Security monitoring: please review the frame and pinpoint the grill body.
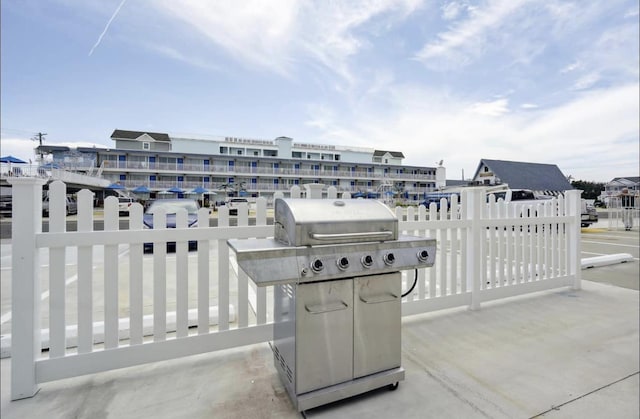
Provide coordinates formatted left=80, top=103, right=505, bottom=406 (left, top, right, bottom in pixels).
left=228, top=198, right=436, bottom=411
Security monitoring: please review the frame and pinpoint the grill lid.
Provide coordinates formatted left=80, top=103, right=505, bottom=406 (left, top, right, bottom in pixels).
left=274, top=198, right=398, bottom=246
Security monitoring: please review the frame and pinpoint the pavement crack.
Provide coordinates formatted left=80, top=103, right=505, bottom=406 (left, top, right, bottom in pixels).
left=529, top=371, right=639, bottom=418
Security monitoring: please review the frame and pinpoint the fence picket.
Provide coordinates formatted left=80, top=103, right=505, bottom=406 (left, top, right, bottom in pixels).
left=104, top=196, right=120, bottom=348
left=48, top=181, right=66, bottom=358
left=255, top=198, right=267, bottom=325
left=417, top=205, right=427, bottom=300
left=197, top=208, right=211, bottom=334
left=237, top=204, right=249, bottom=328
left=175, top=209, right=188, bottom=338
left=128, top=203, right=143, bottom=345
left=497, top=200, right=506, bottom=287
left=152, top=207, right=167, bottom=342
left=217, top=206, right=230, bottom=331
left=438, top=199, right=448, bottom=296
left=428, top=203, right=437, bottom=298
left=487, top=195, right=497, bottom=288
left=77, top=189, right=94, bottom=353
left=450, top=195, right=459, bottom=295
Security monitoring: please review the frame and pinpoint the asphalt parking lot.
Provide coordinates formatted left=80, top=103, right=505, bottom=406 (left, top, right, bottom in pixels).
left=580, top=222, right=639, bottom=290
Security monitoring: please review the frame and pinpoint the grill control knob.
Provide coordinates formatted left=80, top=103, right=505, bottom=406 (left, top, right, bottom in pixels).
left=311, top=259, right=324, bottom=273
left=337, top=257, right=350, bottom=270
left=417, top=249, right=429, bottom=262
left=361, top=255, right=374, bottom=268
left=383, top=252, right=396, bottom=266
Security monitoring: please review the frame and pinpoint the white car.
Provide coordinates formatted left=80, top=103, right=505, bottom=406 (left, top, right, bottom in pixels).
left=226, top=198, right=248, bottom=215
left=118, top=197, right=136, bottom=215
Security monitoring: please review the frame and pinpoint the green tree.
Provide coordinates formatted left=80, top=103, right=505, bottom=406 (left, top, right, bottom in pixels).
left=571, top=180, right=606, bottom=200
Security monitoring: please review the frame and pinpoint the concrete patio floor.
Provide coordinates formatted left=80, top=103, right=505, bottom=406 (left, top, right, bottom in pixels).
left=1, top=279, right=638, bottom=419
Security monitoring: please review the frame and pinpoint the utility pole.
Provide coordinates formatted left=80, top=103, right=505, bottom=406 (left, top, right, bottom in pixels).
left=31, top=132, right=47, bottom=162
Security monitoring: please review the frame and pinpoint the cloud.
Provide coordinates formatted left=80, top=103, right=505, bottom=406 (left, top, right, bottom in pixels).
left=149, top=0, right=423, bottom=81
left=0, top=138, right=38, bottom=163
left=560, top=61, right=582, bottom=74
left=573, top=72, right=601, bottom=90
left=470, top=99, right=510, bottom=116
left=624, top=7, right=639, bottom=18
left=520, top=103, right=539, bottom=109
left=305, top=82, right=639, bottom=182
left=440, top=1, right=467, bottom=21
left=415, top=0, right=530, bottom=69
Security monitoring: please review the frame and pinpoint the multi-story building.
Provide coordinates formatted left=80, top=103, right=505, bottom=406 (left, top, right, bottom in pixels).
left=37, top=129, right=444, bottom=202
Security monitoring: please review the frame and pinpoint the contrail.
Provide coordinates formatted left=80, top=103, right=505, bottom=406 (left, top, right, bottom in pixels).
left=89, top=0, right=128, bottom=56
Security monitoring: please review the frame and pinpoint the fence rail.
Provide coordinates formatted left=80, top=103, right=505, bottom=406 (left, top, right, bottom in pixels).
left=6, top=178, right=581, bottom=400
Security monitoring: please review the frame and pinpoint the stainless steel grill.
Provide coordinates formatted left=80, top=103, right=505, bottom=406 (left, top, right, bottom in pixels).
left=228, top=198, right=436, bottom=411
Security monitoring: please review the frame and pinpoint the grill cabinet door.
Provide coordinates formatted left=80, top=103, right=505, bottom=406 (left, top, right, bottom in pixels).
left=353, top=272, right=401, bottom=378
left=295, top=279, right=353, bottom=394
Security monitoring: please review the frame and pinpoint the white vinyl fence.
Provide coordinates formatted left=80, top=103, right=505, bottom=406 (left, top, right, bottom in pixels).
left=6, top=178, right=582, bottom=400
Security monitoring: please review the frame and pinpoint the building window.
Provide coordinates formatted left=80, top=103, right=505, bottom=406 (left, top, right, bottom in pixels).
left=143, top=142, right=150, bottom=150
left=484, top=166, right=489, bottom=172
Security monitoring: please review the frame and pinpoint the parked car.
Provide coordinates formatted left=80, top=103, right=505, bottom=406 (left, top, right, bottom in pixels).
left=118, top=197, right=136, bottom=215
left=226, top=198, right=248, bottom=215
left=143, top=199, right=199, bottom=252
left=43, top=195, right=78, bottom=216
left=0, top=195, right=12, bottom=218
left=419, top=192, right=459, bottom=210
left=581, top=201, right=598, bottom=227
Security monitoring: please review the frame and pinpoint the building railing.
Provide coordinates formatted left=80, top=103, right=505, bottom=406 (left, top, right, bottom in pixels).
left=5, top=178, right=581, bottom=400
left=98, top=161, right=436, bottom=181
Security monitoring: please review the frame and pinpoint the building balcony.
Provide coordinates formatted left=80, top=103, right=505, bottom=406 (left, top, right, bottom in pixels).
left=99, top=161, right=436, bottom=181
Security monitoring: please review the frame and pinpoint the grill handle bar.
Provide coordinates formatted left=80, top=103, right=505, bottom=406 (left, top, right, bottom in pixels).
left=305, top=301, right=348, bottom=314
left=359, top=293, right=398, bottom=304
left=309, top=231, right=394, bottom=242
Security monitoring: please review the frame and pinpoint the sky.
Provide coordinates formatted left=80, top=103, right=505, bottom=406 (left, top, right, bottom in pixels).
left=1, top=0, right=638, bottom=183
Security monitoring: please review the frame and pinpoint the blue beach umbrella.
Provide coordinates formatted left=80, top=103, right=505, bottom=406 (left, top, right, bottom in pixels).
left=191, top=186, right=208, bottom=194
left=132, top=186, right=151, bottom=193
left=0, top=155, right=27, bottom=164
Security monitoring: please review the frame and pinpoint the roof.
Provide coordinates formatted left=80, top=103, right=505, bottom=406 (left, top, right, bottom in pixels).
left=475, top=159, right=573, bottom=191
left=373, top=150, right=405, bottom=158
left=111, top=129, right=171, bottom=142
left=36, top=145, right=71, bottom=153
left=610, top=177, right=640, bottom=185
left=445, top=179, right=469, bottom=187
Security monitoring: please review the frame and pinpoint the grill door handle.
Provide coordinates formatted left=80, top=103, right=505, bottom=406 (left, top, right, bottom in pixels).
left=359, top=293, right=398, bottom=304
left=309, top=231, right=394, bottom=241
left=305, top=301, right=348, bottom=314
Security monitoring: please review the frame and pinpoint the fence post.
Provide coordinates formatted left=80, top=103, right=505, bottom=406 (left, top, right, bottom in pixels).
left=7, top=177, right=47, bottom=400
left=566, top=189, right=582, bottom=290
left=464, top=187, right=484, bottom=310
left=304, top=183, right=324, bottom=199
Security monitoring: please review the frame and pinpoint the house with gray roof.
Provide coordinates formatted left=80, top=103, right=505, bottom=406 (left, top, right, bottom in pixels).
left=472, top=159, right=573, bottom=196
left=601, top=176, right=640, bottom=206
left=373, top=150, right=405, bottom=165
left=111, top=130, right=171, bottom=152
